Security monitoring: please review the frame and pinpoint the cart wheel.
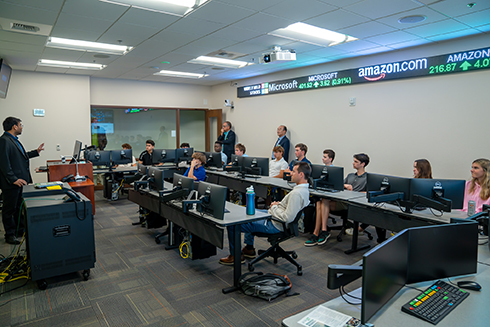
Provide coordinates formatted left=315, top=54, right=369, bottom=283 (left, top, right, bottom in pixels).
left=292, top=252, right=298, bottom=259
left=37, top=279, right=48, bottom=290
left=248, top=263, right=255, bottom=272
left=82, top=270, right=90, bottom=281
left=297, top=267, right=303, bottom=276
left=155, top=238, right=161, bottom=244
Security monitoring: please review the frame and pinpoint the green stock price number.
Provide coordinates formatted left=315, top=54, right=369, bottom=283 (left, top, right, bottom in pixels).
left=429, top=63, right=457, bottom=74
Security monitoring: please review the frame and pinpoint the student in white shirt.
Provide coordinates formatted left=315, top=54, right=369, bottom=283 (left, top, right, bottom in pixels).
left=269, top=145, right=289, bottom=178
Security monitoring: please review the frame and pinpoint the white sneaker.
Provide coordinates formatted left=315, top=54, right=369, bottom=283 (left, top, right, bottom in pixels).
left=345, top=228, right=364, bottom=236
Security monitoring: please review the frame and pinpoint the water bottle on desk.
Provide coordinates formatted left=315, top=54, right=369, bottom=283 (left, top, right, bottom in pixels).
left=246, top=186, right=255, bottom=215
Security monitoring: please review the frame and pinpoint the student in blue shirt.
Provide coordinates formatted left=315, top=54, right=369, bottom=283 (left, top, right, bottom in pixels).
left=287, top=143, right=312, bottom=171
left=184, top=152, right=206, bottom=182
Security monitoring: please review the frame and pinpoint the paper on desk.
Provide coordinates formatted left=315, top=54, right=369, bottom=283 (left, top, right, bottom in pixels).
left=298, top=305, right=361, bottom=327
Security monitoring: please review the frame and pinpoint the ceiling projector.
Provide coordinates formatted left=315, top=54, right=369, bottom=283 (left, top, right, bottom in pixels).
left=260, top=46, right=296, bottom=64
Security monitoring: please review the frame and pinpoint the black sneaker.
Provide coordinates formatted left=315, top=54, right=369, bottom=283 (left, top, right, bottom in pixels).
left=304, top=235, right=318, bottom=247
left=317, top=231, right=331, bottom=245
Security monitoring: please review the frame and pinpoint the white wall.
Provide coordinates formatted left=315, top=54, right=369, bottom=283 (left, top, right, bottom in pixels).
left=210, top=34, right=490, bottom=180
left=0, top=71, right=91, bottom=183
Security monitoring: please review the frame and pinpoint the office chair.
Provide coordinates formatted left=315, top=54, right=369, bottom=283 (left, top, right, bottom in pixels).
left=248, top=209, right=305, bottom=276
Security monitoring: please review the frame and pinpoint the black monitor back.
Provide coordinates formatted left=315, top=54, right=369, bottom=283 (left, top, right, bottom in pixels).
left=148, top=167, right=164, bottom=191
left=310, top=164, right=344, bottom=191
left=111, top=149, right=132, bottom=165
left=366, top=173, right=411, bottom=201
left=86, top=150, right=111, bottom=167
left=203, top=152, right=222, bottom=168
left=152, top=149, right=176, bottom=164
left=137, top=163, right=149, bottom=176
left=242, top=157, right=269, bottom=176
left=73, top=140, right=82, bottom=161
left=230, top=154, right=245, bottom=168
left=197, top=181, right=227, bottom=220
left=176, top=148, right=194, bottom=163
left=409, top=178, right=465, bottom=210
left=173, top=173, right=194, bottom=192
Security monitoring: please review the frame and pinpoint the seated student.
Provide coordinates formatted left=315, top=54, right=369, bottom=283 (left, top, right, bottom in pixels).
left=287, top=143, right=312, bottom=171
left=117, top=143, right=137, bottom=167
left=138, top=140, right=157, bottom=165
left=219, top=162, right=311, bottom=265
left=184, top=152, right=206, bottom=182
left=214, top=141, right=227, bottom=165
left=462, top=158, right=490, bottom=213
left=269, top=145, right=289, bottom=178
left=413, top=159, right=432, bottom=179
left=304, top=149, right=336, bottom=246
left=234, top=143, right=248, bottom=157
left=180, top=142, right=190, bottom=148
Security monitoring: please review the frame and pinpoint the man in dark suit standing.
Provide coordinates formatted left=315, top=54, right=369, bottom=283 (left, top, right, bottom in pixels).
left=272, top=125, right=290, bottom=162
left=0, top=117, right=44, bottom=244
left=217, top=121, right=236, bottom=164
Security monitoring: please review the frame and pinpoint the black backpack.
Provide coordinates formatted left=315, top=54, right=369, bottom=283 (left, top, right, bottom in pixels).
left=238, top=272, right=298, bottom=302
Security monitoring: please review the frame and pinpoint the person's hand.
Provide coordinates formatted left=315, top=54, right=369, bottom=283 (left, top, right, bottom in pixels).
left=37, top=143, right=45, bottom=153
left=13, top=179, right=27, bottom=187
left=344, top=184, right=353, bottom=191
left=221, top=128, right=224, bottom=134
left=191, top=159, right=197, bottom=168
left=271, top=201, right=280, bottom=206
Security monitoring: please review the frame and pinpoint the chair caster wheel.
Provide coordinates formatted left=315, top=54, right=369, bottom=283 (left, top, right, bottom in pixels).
left=292, top=252, right=298, bottom=259
left=155, top=238, right=161, bottom=244
left=337, top=236, right=343, bottom=242
left=248, top=263, right=255, bottom=272
left=297, top=268, right=303, bottom=276
left=82, top=270, right=90, bottom=281
left=37, top=280, right=48, bottom=290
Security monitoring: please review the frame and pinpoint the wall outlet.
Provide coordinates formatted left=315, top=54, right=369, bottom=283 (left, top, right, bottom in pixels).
left=56, top=144, right=60, bottom=151
left=349, top=97, right=356, bottom=106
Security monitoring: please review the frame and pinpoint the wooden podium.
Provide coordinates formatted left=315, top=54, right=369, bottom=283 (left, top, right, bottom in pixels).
left=46, top=161, right=95, bottom=215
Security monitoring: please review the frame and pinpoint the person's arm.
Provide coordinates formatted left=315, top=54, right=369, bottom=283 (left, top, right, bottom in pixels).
left=27, top=143, right=43, bottom=159
left=187, top=160, right=199, bottom=180
left=269, top=191, right=304, bottom=224
left=282, top=138, right=290, bottom=161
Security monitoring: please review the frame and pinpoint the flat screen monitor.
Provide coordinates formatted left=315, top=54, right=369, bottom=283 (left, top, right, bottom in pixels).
left=203, top=152, right=222, bottom=168
left=137, top=163, right=149, bottom=177
left=152, top=149, right=176, bottom=164
left=242, top=157, right=269, bottom=176
left=111, top=149, right=132, bottom=165
left=310, top=164, right=344, bottom=191
left=409, top=178, right=465, bottom=211
left=366, top=173, right=411, bottom=202
left=176, top=148, right=194, bottom=163
left=0, top=59, right=12, bottom=99
left=85, top=150, right=111, bottom=167
left=230, top=154, right=245, bottom=168
left=72, top=140, right=82, bottom=162
left=197, top=181, right=227, bottom=220
left=362, top=230, right=410, bottom=324
left=148, top=167, right=165, bottom=191
left=173, top=173, right=194, bottom=192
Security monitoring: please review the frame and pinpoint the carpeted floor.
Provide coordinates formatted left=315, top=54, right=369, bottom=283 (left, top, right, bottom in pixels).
left=0, top=191, right=376, bottom=326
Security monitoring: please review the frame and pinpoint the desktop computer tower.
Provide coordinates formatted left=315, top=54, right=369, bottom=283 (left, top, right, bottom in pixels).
left=24, top=194, right=95, bottom=285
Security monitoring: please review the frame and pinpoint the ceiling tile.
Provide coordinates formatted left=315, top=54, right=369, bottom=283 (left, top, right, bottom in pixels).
left=344, top=0, right=423, bottom=20
left=329, top=39, right=380, bottom=52
left=41, top=47, right=85, bottom=61
left=429, top=0, right=490, bottom=18
left=231, top=13, right=293, bottom=33
left=354, top=45, right=394, bottom=55
left=0, top=40, right=43, bottom=54
left=165, top=17, right=225, bottom=38
left=281, top=41, right=324, bottom=53
left=150, top=30, right=198, bottom=50
left=215, top=0, right=285, bottom=11
left=98, top=22, right=161, bottom=47
left=3, top=0, right=64, bottom=11
left=0, top=1, right=59, bottom=25
left=61, top=0, right=128, bottom=21
left=377, top=7, right=448, bottom=29
left=303, top=46, right=346, bottom=58
left=404, top=19, right=469, bottom=38
left=54, top=13, right=114, bottom=36
left=224, top=34, right=294, bottom=55
left=262, top=0, right=337, bottom=22
left=150, top=52, right=196, bottom=67
left=0, top=49, right=39, bottom=69
left=316, top=0, right=363, bottom=7
left=338, top=21, right=397, bottom=39
left=188, top=1, right=255, bottom=25
left=365, top=31, right=419, bottom=46
left=50, top=27, right=103, bottom=42
left=0, top=30, right=48, bottom=46
left=116, top=7, right=180, bottom=29
left=388, top=38, right=433, bottom=50
left=208, top=26, right=264, bottom=44
left=77, top=52, right=119, bottom=65
left=455, top=8, right=490, bottom=27
left=304, top=9, right=370, bottom=31
left=123, top=40, right=167, bottom=59
left=426, top=28, right=482, bottom=42
left=476, top=23, right=490, bottom=32
left=35, top=66, right=69, bottom=73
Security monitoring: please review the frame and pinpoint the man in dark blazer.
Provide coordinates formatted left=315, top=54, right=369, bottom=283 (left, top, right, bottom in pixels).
left=0, top=117, right=44, bottom=244
left=217, top=121, right=236, bottom=164
left=272, top=125, right=290, bottom=162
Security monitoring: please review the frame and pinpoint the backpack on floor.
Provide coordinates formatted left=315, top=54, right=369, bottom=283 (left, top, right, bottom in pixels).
left=238, top=272, right=298, bottom=302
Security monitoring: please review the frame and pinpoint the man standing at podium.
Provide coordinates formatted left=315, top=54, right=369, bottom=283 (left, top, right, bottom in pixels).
left=0, top=117, right=44, bottom=244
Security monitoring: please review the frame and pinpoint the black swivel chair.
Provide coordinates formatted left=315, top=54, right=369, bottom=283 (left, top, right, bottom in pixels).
left=248, top=209, right=305, bottom=276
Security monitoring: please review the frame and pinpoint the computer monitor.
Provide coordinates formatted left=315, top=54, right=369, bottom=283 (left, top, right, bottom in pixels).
left=152, top=149, right=176, bottom=164
left=111, top=149, right=132, bottom=165
left=366, top=173, right=411, bottom=205
left=409, top=179, right=465, bottom=212
left=173, top=173, right=194, bottom=192
left=137, top=163, right=149, bottom=177
left=225, top=154, right=245, bottom=172
left=72, top=140, right=82, bottom=162
left=362, top=230, right=410, bottom=324
left=310, top=165, right=344, bottom=191
left=175, top=148, right=194, bottom=163
left=242, top=157, right=269, bottom=176
left=148, top=167, right=165, bottom=191
left=197, top=181, right=227, bottom=220
left=203, top=152, right=222, bottom=168
left=85, top=150, right=111, bottom=167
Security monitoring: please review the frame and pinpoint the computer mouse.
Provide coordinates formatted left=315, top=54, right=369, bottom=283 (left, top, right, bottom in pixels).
left=457, top=281, right=482, bottom=291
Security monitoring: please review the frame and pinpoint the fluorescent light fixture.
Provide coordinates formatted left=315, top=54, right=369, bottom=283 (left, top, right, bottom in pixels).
left=188, top=56, right=252, bottom=69
left=153, top=70, right=208, bottom=79
left=269, top=22, right=357, bottom=47
left=38, top=59, right=106, bottom=70
left=100, top=0, right=209, bottom=16
left=46, top=37, right=132, bottom=55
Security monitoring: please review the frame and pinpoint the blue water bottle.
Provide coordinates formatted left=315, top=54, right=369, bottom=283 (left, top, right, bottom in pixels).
left=246, top=186, right=255, bottom=215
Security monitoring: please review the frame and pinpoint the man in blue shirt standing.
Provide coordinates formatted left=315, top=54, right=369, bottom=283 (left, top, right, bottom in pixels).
left=0, top=117, right=44, bottom=244
left=184, top=152, right=206, bottom=182
left=217, top=121, right=235, bottom=164
left=272, top=125, right=290, bottom=162
left=288, top=143, right=312, bottom=171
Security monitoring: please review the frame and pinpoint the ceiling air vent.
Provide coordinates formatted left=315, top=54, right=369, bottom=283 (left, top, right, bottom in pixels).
left=206, top=50, right=246, bottom=60
left=11, top=22, right=40, bottom=33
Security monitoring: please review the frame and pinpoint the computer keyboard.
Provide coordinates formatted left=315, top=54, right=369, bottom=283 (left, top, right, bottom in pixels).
left=401, top=280, right=469, bottom=325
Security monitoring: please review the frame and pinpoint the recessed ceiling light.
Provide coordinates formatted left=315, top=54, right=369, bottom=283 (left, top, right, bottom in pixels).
left=99, top=0, right=209, bottom=16
left=398, top=15, right=427, bottom=24
left=269, top=22, right=357, bottom=47
left=38, top=59, right=106, bottom=70
left=153, top=70, right=208, bottom=79
left=46, top=37, right=132, bottom=55
left=188, top=56, right=252, bottom=69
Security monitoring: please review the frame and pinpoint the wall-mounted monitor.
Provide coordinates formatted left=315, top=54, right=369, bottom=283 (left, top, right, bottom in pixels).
left=0, top=59, right=12, bottom=99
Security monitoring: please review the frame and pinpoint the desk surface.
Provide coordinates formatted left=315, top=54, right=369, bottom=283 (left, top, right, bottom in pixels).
left=283, top=245, right=490, bottom=327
